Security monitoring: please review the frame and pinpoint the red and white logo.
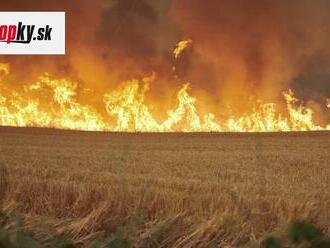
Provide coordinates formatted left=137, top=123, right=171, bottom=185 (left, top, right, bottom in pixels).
left=0, top=12, right=65, bottom=55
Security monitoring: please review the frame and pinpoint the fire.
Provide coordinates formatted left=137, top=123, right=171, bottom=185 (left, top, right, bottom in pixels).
left=225, top=91, right=328, bottom=132
left=173, top=39, right=192, bottom=59
left=0, top=70, right=106, bottom=131
left=0, top=62, right=329, bottom=132
left=104, top=76, right=220, bottom=132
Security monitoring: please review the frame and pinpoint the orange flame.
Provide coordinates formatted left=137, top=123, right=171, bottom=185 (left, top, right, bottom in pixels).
left=173, top=39, right=192, bottom=59
left=0, top=60, right=329, bottom=132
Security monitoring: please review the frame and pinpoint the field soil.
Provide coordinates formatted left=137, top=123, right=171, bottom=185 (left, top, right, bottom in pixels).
left=0, top=127, right=329, bottom=247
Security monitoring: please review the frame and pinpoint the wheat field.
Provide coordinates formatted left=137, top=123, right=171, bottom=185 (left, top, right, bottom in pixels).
left=0, top=127, right=329, bottom=247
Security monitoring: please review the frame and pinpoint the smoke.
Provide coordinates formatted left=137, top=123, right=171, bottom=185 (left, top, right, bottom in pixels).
left=0, top=0, right=104, bottom=84
left=0, top=1, right=178, bottom=91
left=0, top=0, right=330, bottom=115
left=169, top=0, right=330, bottom=110
left=105, top=0, right=330, bottom=113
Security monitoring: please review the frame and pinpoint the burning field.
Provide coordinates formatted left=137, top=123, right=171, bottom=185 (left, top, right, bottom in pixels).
left=0, top=1, right=330, bottom=132
left=0, top=0, right=330, bottom=247
left=1, top=61, right=329, bottom=132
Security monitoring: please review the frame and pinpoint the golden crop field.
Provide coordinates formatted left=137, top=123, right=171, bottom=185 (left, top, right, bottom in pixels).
left=0, top=127, right=329, bottom=247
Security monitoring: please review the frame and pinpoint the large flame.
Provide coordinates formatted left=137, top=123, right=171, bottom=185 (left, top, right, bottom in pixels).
left=0, top=62, right=329, bottom=132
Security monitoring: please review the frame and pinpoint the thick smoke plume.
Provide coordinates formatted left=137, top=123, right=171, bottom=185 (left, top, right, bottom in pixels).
left=170, top=0, right=330, bottom=109
left=0, top=0, right=329, bottom=118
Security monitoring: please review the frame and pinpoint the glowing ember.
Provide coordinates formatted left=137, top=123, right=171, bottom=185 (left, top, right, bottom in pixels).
left=173, top=39, right=192, bottom=59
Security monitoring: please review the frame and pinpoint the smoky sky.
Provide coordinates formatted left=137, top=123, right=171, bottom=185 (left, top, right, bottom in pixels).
left=170, top=0, right=330, bottom=103
left=0, top=0, right=329, bottom=108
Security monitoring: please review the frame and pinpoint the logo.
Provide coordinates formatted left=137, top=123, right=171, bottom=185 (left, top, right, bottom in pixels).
left=0, top=12, right=65, bottom=55
left=0, top=22, right=53, bottom=44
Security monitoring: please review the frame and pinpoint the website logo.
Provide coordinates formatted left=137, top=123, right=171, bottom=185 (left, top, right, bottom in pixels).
left=0, top=12, right=65, bottom=55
